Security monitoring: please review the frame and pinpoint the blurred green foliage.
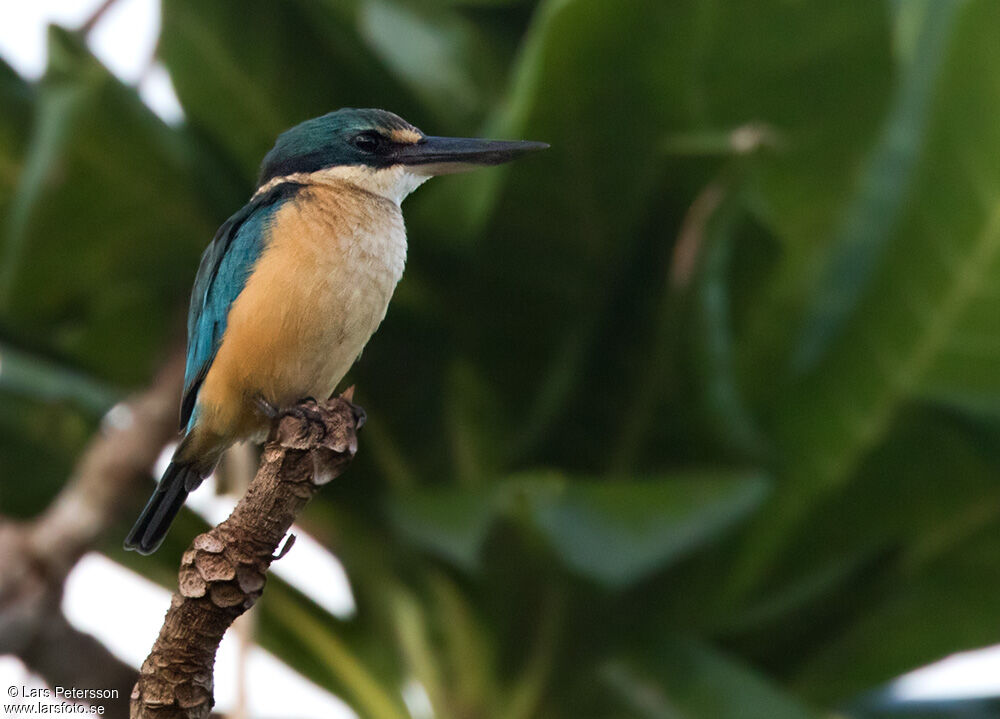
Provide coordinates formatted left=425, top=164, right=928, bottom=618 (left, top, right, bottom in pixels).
left=3, top=0, right=1000, bottom=716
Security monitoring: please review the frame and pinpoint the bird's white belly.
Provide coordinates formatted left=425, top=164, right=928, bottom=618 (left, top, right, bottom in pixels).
left=301, top=230, right=405, bottom=398
left=280, top=188, right=407, bottom=401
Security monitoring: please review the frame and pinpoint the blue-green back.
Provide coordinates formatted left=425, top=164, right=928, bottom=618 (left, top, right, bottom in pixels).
left=181, top=183, right=302, bottom=429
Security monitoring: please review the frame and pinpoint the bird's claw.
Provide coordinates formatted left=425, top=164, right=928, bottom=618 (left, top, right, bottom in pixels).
left=331, top=388, right=365, bottom=430
left=270, top=392, right=364, bottom=446
left=254, top=394, right=279, bottom=419
left=279, top=402, right=328, bottom=440
left=347, top=402, right=366, bottom=430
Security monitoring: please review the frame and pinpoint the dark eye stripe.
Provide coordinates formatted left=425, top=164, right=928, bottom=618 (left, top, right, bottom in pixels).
left=353, top=131, right=393, bottom=154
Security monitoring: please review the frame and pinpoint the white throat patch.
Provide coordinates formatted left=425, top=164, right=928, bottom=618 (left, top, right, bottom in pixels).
left=254, top=165, right=429, bottom=205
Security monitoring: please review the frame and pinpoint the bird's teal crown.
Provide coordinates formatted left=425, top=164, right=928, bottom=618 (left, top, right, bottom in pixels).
left=257, top=108, right=422, bottom=186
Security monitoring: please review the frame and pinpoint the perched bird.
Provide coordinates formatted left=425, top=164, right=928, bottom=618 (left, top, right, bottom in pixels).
left=125, top=108, right=546, bottom=554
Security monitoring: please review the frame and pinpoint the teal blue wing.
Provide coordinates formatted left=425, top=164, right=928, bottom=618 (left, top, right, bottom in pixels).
left=180, top=183, right=303, bottom=430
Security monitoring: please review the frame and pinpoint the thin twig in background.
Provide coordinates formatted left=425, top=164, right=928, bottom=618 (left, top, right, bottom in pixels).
left=79, top=0, right=121, bottom=35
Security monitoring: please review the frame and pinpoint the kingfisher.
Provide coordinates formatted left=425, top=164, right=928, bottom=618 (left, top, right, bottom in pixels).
left=125, top=108, right=546, bottom=554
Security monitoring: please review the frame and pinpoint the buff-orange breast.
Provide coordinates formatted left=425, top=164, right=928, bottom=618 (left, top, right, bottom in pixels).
left=195, top=180, right=407, bottom=441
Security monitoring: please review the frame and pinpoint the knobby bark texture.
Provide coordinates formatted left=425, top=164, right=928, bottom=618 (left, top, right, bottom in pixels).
left=131, top=394, right=362, bottom=719
left=0, top=351, right=186, bottom=719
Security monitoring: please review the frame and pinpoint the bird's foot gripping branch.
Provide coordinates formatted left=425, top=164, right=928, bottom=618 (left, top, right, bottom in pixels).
left=130, top=391, right=362, bottom=719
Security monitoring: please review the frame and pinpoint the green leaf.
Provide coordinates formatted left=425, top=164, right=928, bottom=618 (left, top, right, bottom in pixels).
left=729, top=2, right=895, bottom=401
left=410, top=0, right=696, bottom=240
left=602, top=637, right=817, bottom=719
left=388, top=470, right=768, bottom=587
left=401, top=0, right=718, bottom=475
left=706, top=1, right=893, bottom=245
left=426, top=575, right=500, bottom=715
left=793, top=0, right=960, bottom=371
left=854, top=696, right=1000, bottom=719
left=0, top=57, right=33, bottom=197
left=0, top=341, right=118, bottom=414
left=691, top=197, right=767, bottom=458
left=444, top=359, right=506, bottom=485
left=266, top=591, right=410, bottom=719
left=437, top=0, right=532, bottom=5
left=159, top=0, right=420, bottom=180
left=0, top=398, right=89, bottom=516
left=730, top=0, right=1000, bottom=595
left=0, top=48, right=87, bottom=308
left=388, top=485, right=497, bottom=571
left=0, top=27, right=216, bottom=386
left=405, top=0, right=894, bottom=480
left=524, top=471, right=769, bottom=587
left=789, top=517, right=1000, bottom=704
left=357, top=0, right=506, bottom=130
left=716, top=409, right=1000, bottom=683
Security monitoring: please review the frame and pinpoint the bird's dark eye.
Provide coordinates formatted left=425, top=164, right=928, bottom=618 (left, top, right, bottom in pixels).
left=352, top=132, right=384, bottom=153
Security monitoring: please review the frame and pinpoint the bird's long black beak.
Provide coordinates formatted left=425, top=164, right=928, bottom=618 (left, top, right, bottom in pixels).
left=399, top=136, right=549, bottom=175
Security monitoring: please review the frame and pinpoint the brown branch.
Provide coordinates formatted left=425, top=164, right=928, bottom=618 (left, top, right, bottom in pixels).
left=33, top=353, right=186, bottom=570
left=20, top=613, right=137, bottom=702
left=0, top=351, right=185, bottom=718
left=668, top=179, right=728, bottom=291
left=131, top=394, right=362, bottom=719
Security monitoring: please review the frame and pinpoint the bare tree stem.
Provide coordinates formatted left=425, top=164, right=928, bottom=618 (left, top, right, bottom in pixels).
left=131, top=395, right=362, bottom=719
